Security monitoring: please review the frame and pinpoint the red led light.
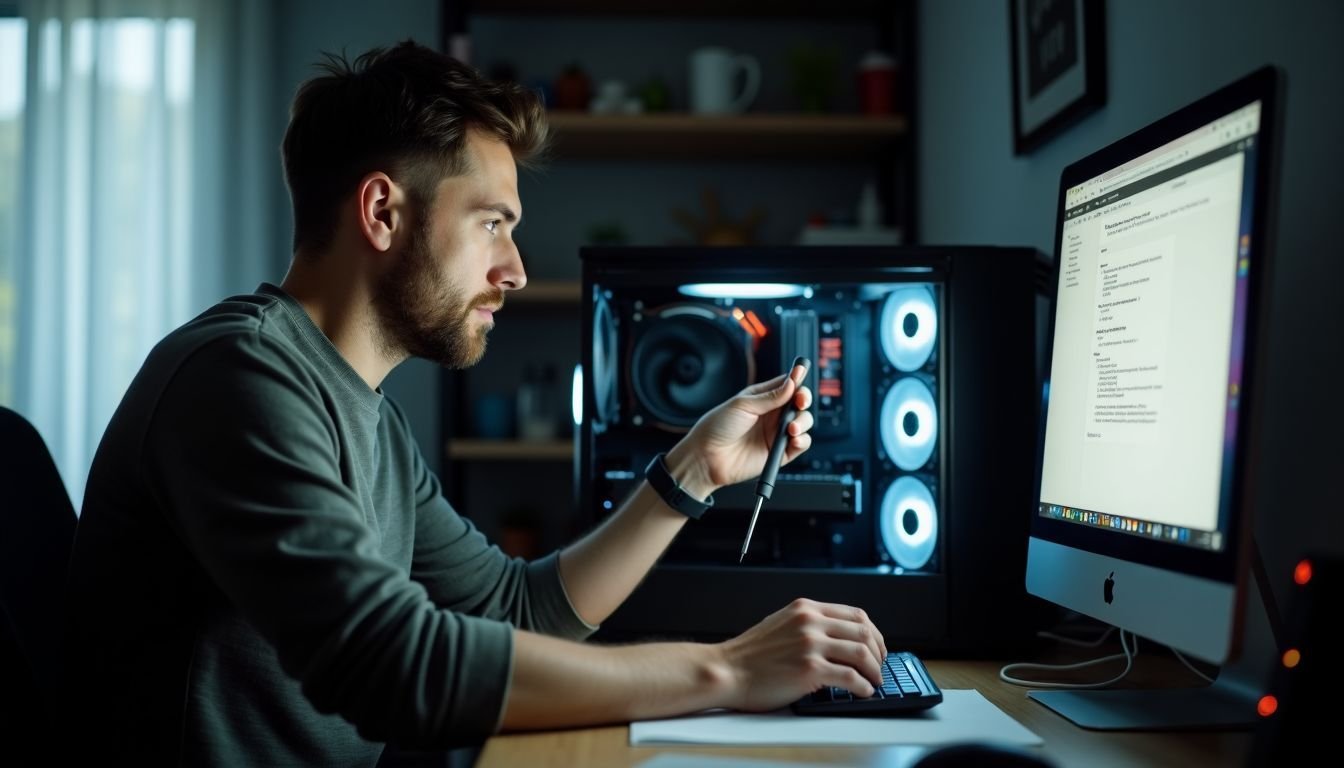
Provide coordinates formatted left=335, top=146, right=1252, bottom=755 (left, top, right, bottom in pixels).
left=1293, top=560, right=1312, bottom=585
left=743, top=310, right=768, bottom=338
left=1282, top=649, right=1301, bottom=668
left=1257, top=695, right=1278, bottom=717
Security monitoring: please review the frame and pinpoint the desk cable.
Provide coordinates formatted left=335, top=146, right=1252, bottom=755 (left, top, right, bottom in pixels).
left=998, top=628, right=1139, bottom=689
left=1169, top=648, right=1215, bottom=684
left=999, top=626, right=1218, bottom=688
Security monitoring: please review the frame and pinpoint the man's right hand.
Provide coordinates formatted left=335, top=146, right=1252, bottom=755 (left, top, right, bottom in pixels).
left=501, top=598, right=888, bottom=730
left=715, top=598, right=889, bottom=712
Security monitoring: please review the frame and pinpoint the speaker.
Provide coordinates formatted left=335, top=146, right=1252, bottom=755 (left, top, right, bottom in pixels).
left=578, top=246, right=1050, bottom=655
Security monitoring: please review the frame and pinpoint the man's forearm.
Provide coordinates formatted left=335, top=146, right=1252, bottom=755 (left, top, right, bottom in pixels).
left=499, top=628, right=734, bottom=730
left=555, top=481, right=685, bottom=626
left=557, top=447, right=712, bottom=625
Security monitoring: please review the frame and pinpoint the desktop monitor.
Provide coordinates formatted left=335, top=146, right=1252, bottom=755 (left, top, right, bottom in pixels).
left=1027, top=66, right=1282, bottom=728
left=578, top=245, right=1050, bottom=654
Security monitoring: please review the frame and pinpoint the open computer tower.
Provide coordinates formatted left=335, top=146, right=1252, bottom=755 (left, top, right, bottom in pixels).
left=578, top=246, right=1050, bottom=654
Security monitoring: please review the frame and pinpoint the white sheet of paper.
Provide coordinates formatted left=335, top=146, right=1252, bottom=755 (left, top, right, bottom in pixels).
left=635, top=750, right=927, bottom=768
left=628, top=689, right=1042, bottom=747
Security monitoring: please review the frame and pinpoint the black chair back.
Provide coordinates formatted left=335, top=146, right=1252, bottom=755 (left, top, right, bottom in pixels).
left=0, top=406, right=77, bottom=760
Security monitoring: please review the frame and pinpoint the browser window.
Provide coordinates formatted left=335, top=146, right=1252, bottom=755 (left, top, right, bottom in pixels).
left=1040, top=102, right=1262, bottom=547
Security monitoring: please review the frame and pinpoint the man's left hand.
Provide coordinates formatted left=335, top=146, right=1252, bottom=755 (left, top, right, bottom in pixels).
left=663, top=362, right=813, bottom=501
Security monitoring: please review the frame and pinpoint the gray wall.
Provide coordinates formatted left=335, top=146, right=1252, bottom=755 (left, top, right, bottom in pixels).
left=272, top=0, right=444, bottom=471
left=917, top=0, right=1344, bottom=605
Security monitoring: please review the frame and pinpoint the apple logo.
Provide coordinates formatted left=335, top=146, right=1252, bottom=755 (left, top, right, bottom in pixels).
left=1103, top=571, right=1115, bottom=604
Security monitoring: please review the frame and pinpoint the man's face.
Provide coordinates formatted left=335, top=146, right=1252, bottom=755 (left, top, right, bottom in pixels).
left=374, top=130, right=527, bottom=368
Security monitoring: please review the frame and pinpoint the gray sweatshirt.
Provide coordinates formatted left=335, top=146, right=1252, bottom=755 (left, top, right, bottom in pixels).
left=65, top=283, right=596, bottom=766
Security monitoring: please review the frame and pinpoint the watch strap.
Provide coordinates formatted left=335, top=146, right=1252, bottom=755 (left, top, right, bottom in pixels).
left=644, top=452, right=713, bottom=520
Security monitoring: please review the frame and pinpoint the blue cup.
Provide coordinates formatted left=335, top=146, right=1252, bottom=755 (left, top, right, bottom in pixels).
left=472, top=393, right=515, bottom=439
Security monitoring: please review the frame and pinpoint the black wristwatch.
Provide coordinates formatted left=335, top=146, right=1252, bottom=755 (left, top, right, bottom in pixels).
left=644, top=452, right=714, bottom=520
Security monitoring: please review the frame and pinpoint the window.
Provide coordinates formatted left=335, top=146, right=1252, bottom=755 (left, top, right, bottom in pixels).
left=0, top=12, right=24, bottom=405
left=3, top=6, right=197, bottom=503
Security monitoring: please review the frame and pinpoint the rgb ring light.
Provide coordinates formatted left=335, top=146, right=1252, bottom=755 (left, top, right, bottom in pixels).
left=879, top=476, right=938, bottom=570
left=592, top=294, right=618, bottom=426
left=880, top=286, right=937, bottom=372
left=880, top=377, right=937, bottom=471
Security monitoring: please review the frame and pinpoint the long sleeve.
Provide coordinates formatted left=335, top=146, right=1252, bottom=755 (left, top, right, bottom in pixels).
left=397, top=401, right=596, bottom=640
left=141, top=330, right=511, bottom=748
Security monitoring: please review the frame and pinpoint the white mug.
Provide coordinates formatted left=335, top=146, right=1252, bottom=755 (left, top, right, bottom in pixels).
left=688, top=47, right=761, bottom=115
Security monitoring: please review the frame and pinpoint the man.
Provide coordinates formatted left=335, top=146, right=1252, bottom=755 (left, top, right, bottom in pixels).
left=65, top=41, right=888, bottom=765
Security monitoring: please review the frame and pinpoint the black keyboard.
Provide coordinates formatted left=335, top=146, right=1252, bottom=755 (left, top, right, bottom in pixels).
left=790, top=651, right=943, bottom=716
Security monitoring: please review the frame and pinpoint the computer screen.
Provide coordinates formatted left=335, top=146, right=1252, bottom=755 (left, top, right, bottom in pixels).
left=1027, top=66, right=1281, bottom=726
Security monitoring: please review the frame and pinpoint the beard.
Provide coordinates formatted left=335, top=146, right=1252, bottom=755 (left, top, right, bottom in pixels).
left=373, top=224, right=503, bottom=369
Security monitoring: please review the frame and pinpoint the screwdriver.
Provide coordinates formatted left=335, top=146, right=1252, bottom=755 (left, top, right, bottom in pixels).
left=739, top=356, right=810, bottom=563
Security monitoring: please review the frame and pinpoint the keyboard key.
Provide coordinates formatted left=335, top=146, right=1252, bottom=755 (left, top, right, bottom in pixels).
left=790, top=651, right=943, bottom=716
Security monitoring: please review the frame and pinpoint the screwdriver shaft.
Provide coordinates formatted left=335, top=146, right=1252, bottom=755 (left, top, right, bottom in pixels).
left=739, top=496, right=765, bottom=562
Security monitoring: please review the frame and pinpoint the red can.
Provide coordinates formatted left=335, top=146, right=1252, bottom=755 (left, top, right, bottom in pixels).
left=858, top=51, right=897, bottom=115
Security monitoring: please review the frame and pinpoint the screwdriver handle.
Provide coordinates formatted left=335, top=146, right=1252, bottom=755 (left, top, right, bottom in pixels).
left=753, top=356, right=809, bottom=501
left=754, top=410, right=795, bottom=501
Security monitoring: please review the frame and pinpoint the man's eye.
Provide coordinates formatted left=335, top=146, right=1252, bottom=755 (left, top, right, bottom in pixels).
left=485, top=219, right=500, bottom=234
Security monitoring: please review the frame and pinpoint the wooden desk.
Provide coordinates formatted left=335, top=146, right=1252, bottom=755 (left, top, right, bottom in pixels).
left=477, top=655, right=1254, bottom=767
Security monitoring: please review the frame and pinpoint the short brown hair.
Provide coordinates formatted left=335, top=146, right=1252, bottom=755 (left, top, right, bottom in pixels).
left=282, top=40, right=549, bottom=252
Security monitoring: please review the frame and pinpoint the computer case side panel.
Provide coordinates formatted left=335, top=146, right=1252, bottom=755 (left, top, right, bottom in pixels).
left=578, top=246, right=1041, bottom=654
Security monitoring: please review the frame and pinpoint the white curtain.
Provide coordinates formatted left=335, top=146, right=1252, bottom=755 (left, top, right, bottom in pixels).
left=10, top=0, right=276, bottom=507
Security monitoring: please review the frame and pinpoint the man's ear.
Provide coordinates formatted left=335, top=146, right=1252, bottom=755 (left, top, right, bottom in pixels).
left=355, top=172, right=406, bottom=253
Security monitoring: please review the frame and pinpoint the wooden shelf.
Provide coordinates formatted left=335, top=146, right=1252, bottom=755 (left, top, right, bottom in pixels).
left=473, top=1, right=889, bottom=18
left=446, top=439, right=574, bottom=461
left=509, top=279, right=581, bottom=305
left=544, top=112, right=908, bottom=161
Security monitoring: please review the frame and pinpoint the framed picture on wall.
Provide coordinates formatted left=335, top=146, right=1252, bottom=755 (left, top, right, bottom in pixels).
left=1010, top=0, right=1107, bottom=154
